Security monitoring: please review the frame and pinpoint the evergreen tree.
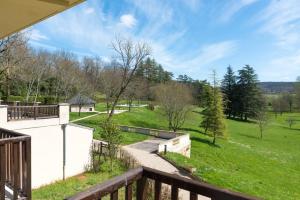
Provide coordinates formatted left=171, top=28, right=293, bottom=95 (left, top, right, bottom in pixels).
left=221, top=66, right=236, bottom=118
left=236, top=65, right=260, bottom=121
left=201, top=71, right=226, bottom=144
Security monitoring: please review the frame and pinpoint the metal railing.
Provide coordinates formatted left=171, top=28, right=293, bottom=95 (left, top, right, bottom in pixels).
left=65, top=166, right=259, bottom=200
left=7, top=105, right=59, bottom=121
left=0, top=128, right=31, bottom=200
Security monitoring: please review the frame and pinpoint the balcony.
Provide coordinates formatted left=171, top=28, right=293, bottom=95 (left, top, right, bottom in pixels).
left=65, top=166, right=259, bottom=200
left=0, top=128, right=31, bottom=200
left=7, top=105, right=59, bottom=121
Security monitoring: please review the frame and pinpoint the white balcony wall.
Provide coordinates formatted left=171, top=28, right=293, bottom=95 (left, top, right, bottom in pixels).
left=0, top=104, right=93, bottom=189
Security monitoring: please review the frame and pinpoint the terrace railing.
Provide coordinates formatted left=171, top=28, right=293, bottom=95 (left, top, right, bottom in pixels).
left=65, top=166, right=259, bottom=200
left=0, top=128, right=31, bottom=200
left=7, top=105, right=59, bottom=121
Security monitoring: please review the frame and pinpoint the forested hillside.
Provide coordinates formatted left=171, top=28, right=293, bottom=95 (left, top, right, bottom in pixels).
left=259, top=82, right=295, bottom=94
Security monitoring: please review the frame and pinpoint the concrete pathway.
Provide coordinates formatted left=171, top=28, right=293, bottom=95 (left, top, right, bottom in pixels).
left=71, top=110, right=127, bottom=122
left=123, top=140, right=210, bottom=200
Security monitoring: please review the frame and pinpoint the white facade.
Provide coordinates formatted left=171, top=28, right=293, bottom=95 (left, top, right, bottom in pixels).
left=0, top=104, right=93, bottom=189
left=70, top=105, right=95, bottom=113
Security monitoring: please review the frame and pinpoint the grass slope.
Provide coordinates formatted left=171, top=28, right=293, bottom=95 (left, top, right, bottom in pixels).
left=32, top=160, right=127, bottom=200
left=79, top=107, right=300, bottom=200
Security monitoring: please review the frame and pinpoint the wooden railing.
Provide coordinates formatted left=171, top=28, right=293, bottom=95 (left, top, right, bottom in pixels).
left=0, top=128, right=31, bottom=200
left=7, top=105, right=59, bottom=121
left=65, top=167, right=259, bottom=200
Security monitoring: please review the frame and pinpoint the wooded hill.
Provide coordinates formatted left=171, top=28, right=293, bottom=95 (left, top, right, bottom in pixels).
left=259, top=82, right=295, bottom=94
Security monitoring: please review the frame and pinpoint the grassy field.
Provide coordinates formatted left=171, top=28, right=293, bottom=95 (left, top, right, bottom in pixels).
left=69, top=112, right=98, bottom=121
left=72, top=107, right=152, bottom=145
left=76, top=106, right=300, bottom=200
left=32, top=160, right=127, bottom=200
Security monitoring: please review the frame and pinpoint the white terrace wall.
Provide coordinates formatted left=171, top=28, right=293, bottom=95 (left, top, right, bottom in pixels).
left=0, top=104, right=93, bottom=189
left=158, top=134, right=191, bottom=157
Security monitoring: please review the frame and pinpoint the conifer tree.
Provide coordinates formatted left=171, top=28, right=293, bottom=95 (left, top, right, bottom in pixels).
left=221, top=66, right=236, bottom=118
left=201, top=71, right=226, bottom=144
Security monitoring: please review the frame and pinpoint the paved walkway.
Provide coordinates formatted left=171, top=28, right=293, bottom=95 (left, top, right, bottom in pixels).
left=71, top=110, right=127, bottom=122
left=123, top=140, right=210, bottom=200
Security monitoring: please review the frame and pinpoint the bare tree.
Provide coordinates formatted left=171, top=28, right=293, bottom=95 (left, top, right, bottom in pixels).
left=0, top=33, right=28, bottom=98
left=123, top=77, right=147, bottom=111
left=106, top=37, right=151, bottom=120
left=100, top=64, right=123, bottom=114
left=155, top=82, right=193, bottom=132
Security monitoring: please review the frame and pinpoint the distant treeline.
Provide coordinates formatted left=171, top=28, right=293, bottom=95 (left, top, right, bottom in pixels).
left=259, top=82, right=295, bottom=94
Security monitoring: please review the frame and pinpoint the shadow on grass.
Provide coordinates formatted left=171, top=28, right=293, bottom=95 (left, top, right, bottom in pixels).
left=129, top=120, right=162, bottom=129
left=281, top=126, right=300, bottom=132
left=227, top=118, right=257, bottom=124
left=190, top=136, right=220, bottom=148
left=180, top=127, right=205, bottom=134
left=238, top=133, right=260, bottom=139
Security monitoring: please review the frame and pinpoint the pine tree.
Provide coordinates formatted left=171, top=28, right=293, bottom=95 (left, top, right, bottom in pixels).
left=221, top=66, right=236, bottom=118
left=236, top=65, right=260, bottom=121
left=201, top=71, right=226, bottom=144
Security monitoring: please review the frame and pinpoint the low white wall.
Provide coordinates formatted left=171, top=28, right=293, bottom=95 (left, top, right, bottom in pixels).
left=65, top=123, right=93, bottom=178
left=11, top=124, right=93, bottom=188
left=16, top=125, right=64, bottom=188
left=158, top=134, right=191, bottom=157
left=70, top=105, right=95, bottom=113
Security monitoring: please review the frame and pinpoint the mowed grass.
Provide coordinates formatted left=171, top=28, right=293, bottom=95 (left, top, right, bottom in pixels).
left=32, top=160, right=127, bottom=200
left=79, top=106, right=300, bottom=200
left=73, top=107, right=152, bottom=145
left=69, top=112, right=98, bottom=121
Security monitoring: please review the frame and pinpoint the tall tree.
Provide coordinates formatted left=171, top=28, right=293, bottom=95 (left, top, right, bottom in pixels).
left=201, top=71, right=226, bottom=144
left=107, top=37, right=151, bottom=121
left=221, top=66, right=236, bottom=118
left=236, top=65, right=260, bottom=121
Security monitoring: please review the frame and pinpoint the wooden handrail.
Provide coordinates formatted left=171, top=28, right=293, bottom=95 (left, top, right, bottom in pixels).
left=7, top=105, right=59, bottom=121
left=0, top=128, right=31, bottom=200
left=65, top=167, right=260, bottom=200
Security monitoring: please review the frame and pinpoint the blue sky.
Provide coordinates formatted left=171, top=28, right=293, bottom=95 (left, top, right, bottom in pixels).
left=28, top=0, right=300, bottom=81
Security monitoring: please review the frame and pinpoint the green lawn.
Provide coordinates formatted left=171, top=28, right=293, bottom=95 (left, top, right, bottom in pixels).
left=78, top=107, right=300, bottom=200
left=32, top=160, right=127, bottom=200
left=69, top=112, right=98, bottom=121
left=73, top=108, right=152, bottom=145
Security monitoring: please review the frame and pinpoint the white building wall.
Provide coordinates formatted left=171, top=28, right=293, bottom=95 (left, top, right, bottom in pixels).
left=70, top=105, right=95, bottom=113
left=65, top=123, right=93, bottom=178
left=0, top=104, right=94, bottom=189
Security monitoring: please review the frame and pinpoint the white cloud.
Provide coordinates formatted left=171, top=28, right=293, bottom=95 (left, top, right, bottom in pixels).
left=27, top=29, right=48, bottom=41
left=120, top=14, right=137, bottom=28
left=84, top=7, right=95, bottom=15
left=257, top=0, right=300, bottom=49
left=220, top=0, right=258, bottom=22
left=258, top=51, right=300, bottom=81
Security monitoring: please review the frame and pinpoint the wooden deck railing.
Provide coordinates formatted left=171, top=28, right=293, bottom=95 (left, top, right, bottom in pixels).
left=65, top=167, right=259, bottom=200
left=0, top=128, right=31, bottom=200
left=7, top=105, right=59, bottom=121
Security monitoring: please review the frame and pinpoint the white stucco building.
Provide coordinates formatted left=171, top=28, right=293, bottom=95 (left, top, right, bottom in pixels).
left=68, top=94, right=96, bottom=113
left=0, top=103, right=93, bottom=189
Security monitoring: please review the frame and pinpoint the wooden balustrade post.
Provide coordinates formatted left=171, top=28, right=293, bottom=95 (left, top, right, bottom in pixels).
left=171, top=186, right=179, bottom=200
left=136, top=177, right=148, bottom=200
left=154, top=180, right=162, bottom=200
left=0, top=145, right=6, bottom=200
